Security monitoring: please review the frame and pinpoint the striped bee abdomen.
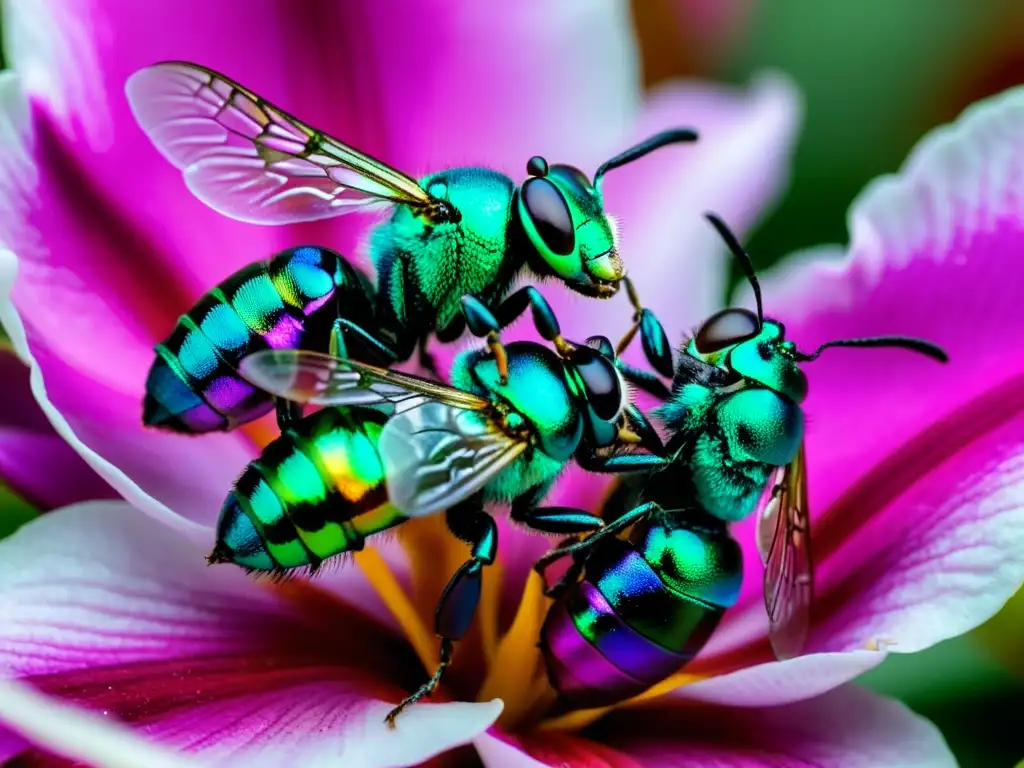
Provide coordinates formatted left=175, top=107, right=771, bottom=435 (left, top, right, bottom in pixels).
left=143, top=246, right=374, bottom=433
left=540, top=515, right=742, bottom=709
left=211, top=407, right=408, bottom=573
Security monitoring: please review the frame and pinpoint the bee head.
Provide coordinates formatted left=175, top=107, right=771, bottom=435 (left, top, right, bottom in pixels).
left=685, top=213, right=947, bottom=404
left=516, top=156, right=622, bottom=299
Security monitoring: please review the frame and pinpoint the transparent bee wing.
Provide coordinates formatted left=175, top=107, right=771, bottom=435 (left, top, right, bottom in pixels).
left=379, top=401, right=527, bottom=518
left=126, top=62, right=433, bottom=224
left=756, top=442, right=813, bottom=661
left=239, top=349, right=490, bottom=410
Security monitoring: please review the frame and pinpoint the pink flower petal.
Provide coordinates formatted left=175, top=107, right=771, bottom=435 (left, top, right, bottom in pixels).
left=807, top=406, right=1024, bottom=654
left=600, top=685, right=956, bottom=768
left=485, top=686, right=953, bottom=767
left=666, top=650, right=886, bottom=707
left=0, top=678, right=195, bottom=768
left=710, top=85, right=1024, bottom=659
left=0, top=248, right=246, bottom=534
left=0, top=348, right=117, bottom=510
left=0, top=501, right=502, bottom=766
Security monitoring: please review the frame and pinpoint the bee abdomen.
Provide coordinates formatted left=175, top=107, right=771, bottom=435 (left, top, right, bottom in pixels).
left=540, top=518, right=742, bottom=709
left=213, top=408, right=406, bottom=573
left=144, top=247, right=371, bottom=434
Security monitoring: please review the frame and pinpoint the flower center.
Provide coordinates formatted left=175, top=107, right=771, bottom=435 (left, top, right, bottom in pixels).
left=245, top=423, right=707, bottom=733
left=352, top=516, right=708, bottom=733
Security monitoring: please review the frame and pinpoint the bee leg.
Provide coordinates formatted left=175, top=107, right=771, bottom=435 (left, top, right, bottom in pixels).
left=491, top=286, right=562, bottom=341
left=460, top=296, right=509, bottom=384
left=617, top=362, right=672, bottom=401
left=541, top=536, right=589, bottom=599
left=620, top=404, right=667, bottom=455
left=510, top=505, right=605, bottom=534
left=575, top=451, right=668, bottom=474
left=533, top=501, right=662, bottom=576
left=509, top=484, right=604, bottom=534
left=384, top=637, right=454, bottom=729
left=329, top=318, right=399, bottom=365
left=615, top=278, right=674, bottom=378
left=385, top=506, right=497, bottom=728
left=274, top=398, right=302, bottom=430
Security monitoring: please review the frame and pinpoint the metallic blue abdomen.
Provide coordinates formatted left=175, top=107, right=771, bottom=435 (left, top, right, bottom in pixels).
left=143, top=246, right=372, bottom=433
left=541, top=515, right=742, bottom=708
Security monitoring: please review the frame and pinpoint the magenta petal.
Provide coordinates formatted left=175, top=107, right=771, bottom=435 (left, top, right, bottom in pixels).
left=750, top=85, right=1024, bottom=518
left=712, top=85, right=1024, bottom=658
left=806, top=405, right=1024, bottom=655
left=596, top=685, right=955, bottom=768
left=0, top=502, right=502, bottom=766
left=0, top=679, right=194, bottom=768
left=0, top=249, right=252, bottom=532
left=0, top=348, right=116, bottom=510
left=477, top=730, right=643, bottom=768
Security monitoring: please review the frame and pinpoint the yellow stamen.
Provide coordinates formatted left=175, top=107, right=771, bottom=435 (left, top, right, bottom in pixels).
left=240, top=413, right=280, bottom=451
left=399, top=516, right=467, bottom=630
left=538, top=672, right=705, bottom=732
left=353, top=548, right=438, bottom=673
left=478, top=570, right=550, bottom=729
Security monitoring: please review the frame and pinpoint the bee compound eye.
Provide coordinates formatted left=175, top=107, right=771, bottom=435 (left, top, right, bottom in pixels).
left=522, top=177, right=575, bottom=256
left=572, top=347, right=622, bottom=422
left=694, top=308, right=761, bottom=354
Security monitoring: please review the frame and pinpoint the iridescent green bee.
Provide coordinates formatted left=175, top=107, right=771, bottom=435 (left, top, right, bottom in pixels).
left=127, top=61, right=688, bottom=429
left=143, top=244, right=375, bottom=433
left=536, top=214, right=948, bottom=707
left=211, top=287, right=666, bottom=725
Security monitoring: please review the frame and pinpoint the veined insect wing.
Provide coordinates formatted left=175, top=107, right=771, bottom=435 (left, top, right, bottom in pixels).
left=239, top=350, right=491, bottom=411
left=239, top=350, right=410, bottom=406
left=126, top=61, right=432, bottom=225
left=379, top=401, right=527, bottom=518
left=756, top=443, right=813, bottom=661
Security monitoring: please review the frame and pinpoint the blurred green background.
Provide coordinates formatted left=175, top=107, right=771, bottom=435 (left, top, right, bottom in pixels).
left=0, top=1, right=1022, bottom=764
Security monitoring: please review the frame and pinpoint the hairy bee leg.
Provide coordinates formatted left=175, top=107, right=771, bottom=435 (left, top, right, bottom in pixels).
left=329, top=318, right=399, bottom=365
left=510, top=505, right=605, bottom=534
left=274, top=398, right=302, bottom=430
left=615, top=278, right=674, bottom=378
left=509, top=484, right=604, bottom=534
left=618, top=362, right=672, bottom=401
left=385, top=507, right=497, bottom=728
left=533, top=501, right=662, bottom=575
left=491, top=286, right=562, bottom=341
left=575, top=452, right=668, bottom=474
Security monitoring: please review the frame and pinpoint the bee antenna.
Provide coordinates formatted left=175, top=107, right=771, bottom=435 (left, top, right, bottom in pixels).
left=704, top=213, right=763, bottom=327
left=594, top=129, right=699, bottom=193
left=793, top=336, right=949, bottom=363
